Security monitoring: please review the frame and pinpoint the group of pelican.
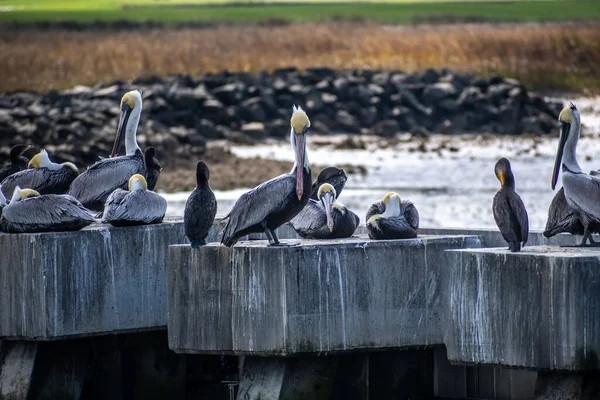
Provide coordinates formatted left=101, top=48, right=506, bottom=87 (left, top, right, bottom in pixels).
left=0, top=90, right=167, bottom=233
left=0, top=88, right=594, bottom=250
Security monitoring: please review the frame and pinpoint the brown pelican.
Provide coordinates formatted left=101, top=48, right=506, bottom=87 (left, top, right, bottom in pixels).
left=291, top=183, right=359, bottom=239
left=101, top=174, right=166, bottom=227
left=0, top=145, right=32, bottom=182
left=552, top=103, right=600, bottom=246
left=366, top=192, right=419, bottom=240
left=145, top=146, right=162, bottom=191
left=309, top=167, right=347, bottom=200
left=1, top=150, right=78, bottom=199
left=68, top=90, right=146, bottom=211
left=492, top=158, right=529, bottom=252
left=184, top=161, right=217, bottom=247
left=0, top=186, right=94, bottom=233
left=221, top=105, right=312, bottom=247
left=543, top=187, right=584, bottom=238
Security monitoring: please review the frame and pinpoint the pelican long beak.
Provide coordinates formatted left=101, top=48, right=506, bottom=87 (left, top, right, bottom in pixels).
left=295, top=133, right=306, bottom=200
left=552, top=122, right=570, bottom=190
left=111, top=105, right=132, bottom=158
left=322, top=192, right=335, bottom=232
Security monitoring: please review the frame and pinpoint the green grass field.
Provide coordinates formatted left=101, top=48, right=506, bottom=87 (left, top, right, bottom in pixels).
left=1, top=0, right=598, bottom=23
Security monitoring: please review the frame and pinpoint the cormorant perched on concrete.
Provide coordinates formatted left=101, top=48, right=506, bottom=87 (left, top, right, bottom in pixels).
left=492, top=157, right=529, bottom=252
left=0, top=144, right=32, bottom=182
left=145, top=146, right=162, bottom=191
left=221, top=106, right=312, bottom=247
left=309, top=167, right=347, bottom=201
left=184, top=161, right=217, bottom=247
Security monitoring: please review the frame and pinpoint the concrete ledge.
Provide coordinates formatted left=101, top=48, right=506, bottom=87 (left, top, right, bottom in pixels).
left=0, top=221, right=188, bottom=340
left=444, top=246, right=600, bottom=371
left=167, top=234, right=481, bottom=355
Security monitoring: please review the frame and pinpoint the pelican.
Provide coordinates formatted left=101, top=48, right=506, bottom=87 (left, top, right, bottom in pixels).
left=291, top=183, right=359, bottom=239
left=492, top=158, right=529, bottom=252
left=102, top=174, right=166, bottom=227
left=184, top=161, right=217, bottom=247
left=551, top=103, right=600, bottom=246
left=309, top=167, right=347, bottom=200
left=366, top=192, right=419, bottom=240
left=145, top=146, right=162, bottom=191
left=68, top=90, right=146, bottom=211
left=221, top=105, right=312, bottom=247
left=0, top=186, right=94, bottom=233
left=0, top=144, right=32, bottom=182
left=543, top=187, right=584, bottom=238
left=1, top=150, right=78, bottom=199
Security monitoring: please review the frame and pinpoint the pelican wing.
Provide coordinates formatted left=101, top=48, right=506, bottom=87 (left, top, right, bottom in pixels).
left=1, top=168, right=48, bottom=198
left=222, top=174, right=295, bottom=242
left=564, top=173, right=600, bottom=221
left=290, top=200, right=326, bottom=234
left=402, top=200, right=420, bottom=230
left=68, top=154, right=144, bottom=207
left=2, top=195, right=94, bottom=226
left=105, top=191, right=167, bottom=224
left=366, top=201, right=385, bottom=221
left=102, top=189, right=129, bottom=221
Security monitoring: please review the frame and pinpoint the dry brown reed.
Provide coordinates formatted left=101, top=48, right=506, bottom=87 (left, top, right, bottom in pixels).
left=0, top=22, right=598, bottom=93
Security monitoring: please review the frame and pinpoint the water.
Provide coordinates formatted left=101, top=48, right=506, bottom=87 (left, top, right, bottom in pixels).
left=162, top=96, right=600, bottom=231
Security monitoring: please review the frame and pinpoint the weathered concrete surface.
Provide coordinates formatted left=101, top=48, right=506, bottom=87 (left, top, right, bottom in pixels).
left=444, top=246, right=600, bottom=371
left=167, top=234, right=481, bottom=355
left=0, top=221, right=186, bottom=340
left=0, top=342, right=37, bottom=400
left=420, top=227, right=582, bottom=247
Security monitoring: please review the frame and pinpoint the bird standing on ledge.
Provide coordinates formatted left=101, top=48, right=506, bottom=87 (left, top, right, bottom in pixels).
left=221, top=105, right=312, bottom=247
left=492, top=157, right=529, bottom=252
left=184, top=161, right=217, bottom=247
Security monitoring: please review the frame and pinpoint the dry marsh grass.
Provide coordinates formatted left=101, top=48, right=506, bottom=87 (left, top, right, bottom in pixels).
left=0, top=22, right=598, bottom=93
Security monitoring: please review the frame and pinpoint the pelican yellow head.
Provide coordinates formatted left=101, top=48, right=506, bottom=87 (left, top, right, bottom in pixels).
left=367, top=214, right=382, bottom=226
left=28, top=150, right=50, bottom=169
left=11, top=185, right=40, bottom=203
left=121, top=90, right=141, bottom=111
left=382, top=192, right=401, bottom=205
left=291, top=105, right=310, bottom=135
left=317, top=183, right=336, bottom=200
left=128, top=174, right=148, bottom=192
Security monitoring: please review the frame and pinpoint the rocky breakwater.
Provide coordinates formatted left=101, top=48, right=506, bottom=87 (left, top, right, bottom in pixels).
left=0, top=68, right=562, bottom=167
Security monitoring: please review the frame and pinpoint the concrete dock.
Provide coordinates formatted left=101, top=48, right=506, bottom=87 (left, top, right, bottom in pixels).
left=0, top=219, right=599, bottom=399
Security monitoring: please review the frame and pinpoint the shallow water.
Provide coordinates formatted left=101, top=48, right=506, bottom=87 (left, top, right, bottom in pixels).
left=162, top=96, right=600, bottom=231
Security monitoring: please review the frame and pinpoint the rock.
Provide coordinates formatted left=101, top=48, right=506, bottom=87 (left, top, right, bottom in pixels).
left=335, top=110, right=360, bottom=134
left=241, top=122, right=266, bottom=139
left=422, top=82, right=458, bottom=103
left=212, top=83, right=242, bottom=105
left=372, top=119, right=399, bottom=137
left=264, top=119, right=290, bottom=139
left=457, top=86, right=482, bottom=107
left=196, top=119, right=224, bottom=140
left=420, top=69, right=440, bottom=84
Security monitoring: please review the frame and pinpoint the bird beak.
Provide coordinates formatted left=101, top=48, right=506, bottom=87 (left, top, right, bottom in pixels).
left=497, top=172, right=505, bottom=186
left=552, top=121, right=570, bottom=190
left=295, top=132, right=306, bottom=200
left=111, top=105, right=132, bottom=158
left=322, top=192, right=334, bottom=232
left=21, top=145, right=32, bottom=154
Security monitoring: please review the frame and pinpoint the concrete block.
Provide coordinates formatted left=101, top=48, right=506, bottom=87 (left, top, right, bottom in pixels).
left=0, top=342, right=37, bottom=400
left=444, top=246, right=600, bottom=371
left=0, top=221, right=186, bottom=340
left=167, top=234, right=481, bottom=355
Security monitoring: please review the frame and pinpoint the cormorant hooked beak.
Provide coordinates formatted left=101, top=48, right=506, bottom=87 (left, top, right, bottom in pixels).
left=111, top=103, right=132, bottom=158
left=552, top=121, right=570, bottom=190
left=295, top=130, right=306, bottom=200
